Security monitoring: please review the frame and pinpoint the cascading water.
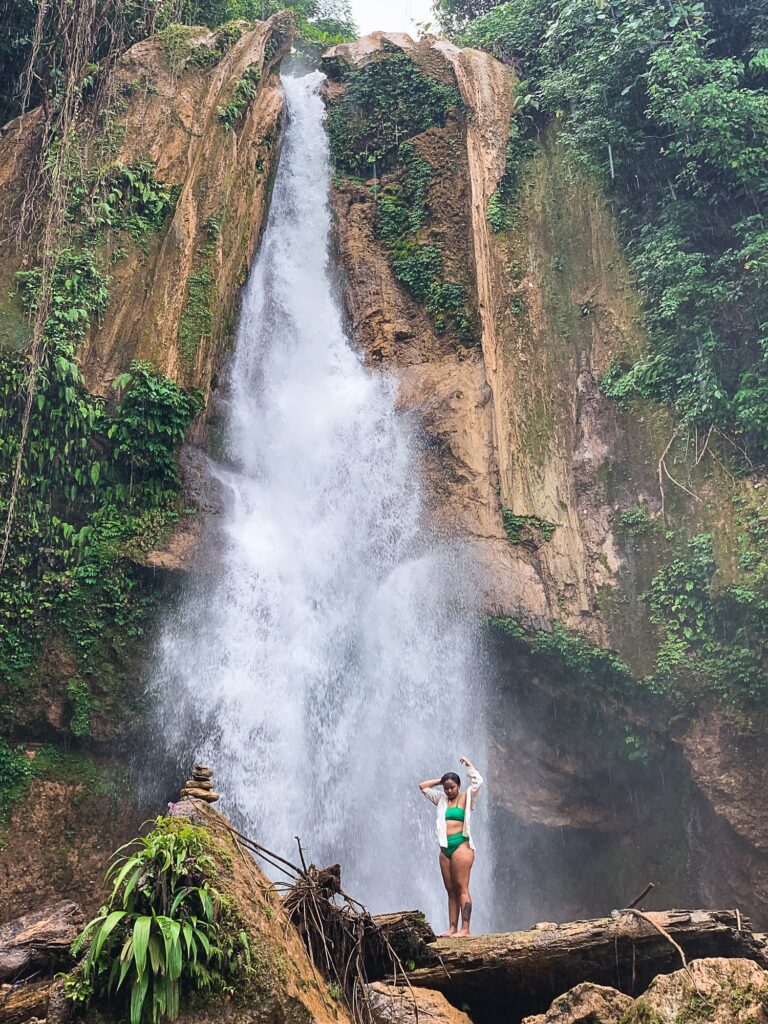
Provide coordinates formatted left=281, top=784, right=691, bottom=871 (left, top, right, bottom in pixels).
left=153, top=72, right=491, bottom=928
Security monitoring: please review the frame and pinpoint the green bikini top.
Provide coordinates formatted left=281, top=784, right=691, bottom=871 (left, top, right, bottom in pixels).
left=445, top=805, right=465, bottom=822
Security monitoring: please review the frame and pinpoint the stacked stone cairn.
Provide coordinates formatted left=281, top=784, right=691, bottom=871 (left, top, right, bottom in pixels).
left=180, top=763, right=220, bottom=803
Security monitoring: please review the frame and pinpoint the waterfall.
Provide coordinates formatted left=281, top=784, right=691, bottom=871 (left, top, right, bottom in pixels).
left=153, top=72, right=491, bottom=928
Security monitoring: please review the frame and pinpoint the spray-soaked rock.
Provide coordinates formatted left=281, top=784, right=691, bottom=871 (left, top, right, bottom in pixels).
left=367, top=982, right=472, bottom=1024
left=521, top=983, right=632, bottom=1024
left=623, top=957, right=768, bottom=1023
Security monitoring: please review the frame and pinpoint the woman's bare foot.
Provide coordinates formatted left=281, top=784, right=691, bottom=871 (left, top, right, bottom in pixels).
left=457, top=928, right=471, bottom=937
left=438, top=929, right=458, bottom=937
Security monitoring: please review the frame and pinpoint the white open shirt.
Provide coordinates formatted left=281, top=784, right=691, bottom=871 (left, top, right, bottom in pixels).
left=421, top=766, right=484, bottom=849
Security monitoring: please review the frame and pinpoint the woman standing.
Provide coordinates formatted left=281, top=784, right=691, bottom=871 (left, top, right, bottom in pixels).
left=419, top=756, right=483, bottom=937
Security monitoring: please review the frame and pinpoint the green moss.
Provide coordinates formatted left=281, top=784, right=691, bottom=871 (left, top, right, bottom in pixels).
left=159, top=22, right=244, bottom=75
left=487, top=116, right=536, bottom=233
left=179, top=261, right=216, bottom=367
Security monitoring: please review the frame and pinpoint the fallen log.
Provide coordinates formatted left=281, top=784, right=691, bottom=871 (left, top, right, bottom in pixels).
left=398, top=910, right=768, bottom=1024
left=365, top=911, right=436, bottom=979
left=0, top=901, right=83, bottom=982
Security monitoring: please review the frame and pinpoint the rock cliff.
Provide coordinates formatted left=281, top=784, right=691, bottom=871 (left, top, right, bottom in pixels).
left=0, top=14, right=292, bottom=921
left=322, top=32, right=768, bottom=925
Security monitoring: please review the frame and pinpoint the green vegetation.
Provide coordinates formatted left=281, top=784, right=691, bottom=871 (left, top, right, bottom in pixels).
left=67, top=817, right=254, bottom=1023
left=326, top=53, right=473, bottom=342
left=648, top=530, right=768, bottom=705
left=0, top=152, right=199, bottom=708
left=67, top=677, right=95, bottom=737
left=501, top=508, right=557, bottom=544
left=158, top=21, right=244, bottom=74
left=493, top=502, right=768, bottom=710
left=438, top=0, right=768, bottom=462
left=486, top=115, right=536, bottom=232
left=217, top=64, right=262, bottom=130
left=489, top=616, right=639, bottom=698
left=179, top=261, right=216, bottom=367
left=326, top=53, right=461, bottom=176
left=0, top=743, right=124, bottom=831
left=69, top=162, right=180, bottom=240
left=0, top=740, right=34, bottom=827
left=615, top=503, right=656, bottom=536
left=0, top=0, right=353, bottom=128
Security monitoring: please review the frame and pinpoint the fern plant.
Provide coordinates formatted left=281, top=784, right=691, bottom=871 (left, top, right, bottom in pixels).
left=69, top=818, right=251, bottom=1024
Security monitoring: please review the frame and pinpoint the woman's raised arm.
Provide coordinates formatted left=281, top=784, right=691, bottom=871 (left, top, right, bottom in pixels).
left=419, top=777, right=443, bottom=805
left=460, top=756, right=484, bottom=809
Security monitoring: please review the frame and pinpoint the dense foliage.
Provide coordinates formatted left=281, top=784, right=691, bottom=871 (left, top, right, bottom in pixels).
left=67, top=818, right=253, bottom=1023
left=326, top=52, right=461, bottom=176
left=0, top=0, right=354, bottom=124
left=326, top=52, right=475, bottom=342
left=437, top=0, right=768, bottom=460
left=0, top=156, right=199, bottom=722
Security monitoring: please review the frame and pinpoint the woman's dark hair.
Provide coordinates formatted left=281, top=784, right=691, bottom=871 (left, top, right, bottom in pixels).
left=440, top=772, right=461, bottom=787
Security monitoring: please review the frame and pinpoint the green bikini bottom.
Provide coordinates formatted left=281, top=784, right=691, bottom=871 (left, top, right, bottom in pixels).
left=441, top=833, right=469, bottom=859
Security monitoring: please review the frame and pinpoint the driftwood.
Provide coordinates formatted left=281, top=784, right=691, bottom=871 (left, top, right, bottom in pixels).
left=398, top=910, right=768, bottom=1024
left=0, top=901, right=83, bottom=982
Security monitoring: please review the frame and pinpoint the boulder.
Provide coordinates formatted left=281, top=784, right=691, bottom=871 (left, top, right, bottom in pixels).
left=624, top=957, right=768, bottom=1023
left=522, top=983, right=633, bottom=1023
left=0, top=901, right=83, bottom=982
left=368, top=982, right=472, bottom=1024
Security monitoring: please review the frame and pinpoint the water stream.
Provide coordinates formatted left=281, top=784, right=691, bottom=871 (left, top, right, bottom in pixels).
left=152, top=73, right=491, bottom=928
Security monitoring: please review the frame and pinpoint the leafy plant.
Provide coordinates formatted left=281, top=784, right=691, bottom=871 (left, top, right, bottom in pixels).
left=71, top=818, right=252, bottom=1024
left=615, top=503, right=656, bottom=536
left=69, top=161, right=179, bottom=239
left=66, top=677, right=95, bottom=737
left=217, top=64, right=262, bottom=130
left=326, top=52, right=461, bottom=176
left=501, top=508, right=556, bottom=544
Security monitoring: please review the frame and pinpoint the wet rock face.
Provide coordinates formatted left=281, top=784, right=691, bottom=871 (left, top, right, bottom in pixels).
left=0, top=776, right=141, bottom=924
left=368, top=982, right=473, bottom=1024
left=323, top=31, right=768, bottom=929
left=624, top=957, right=768, bottom=1024
left=521, top=982, right=632, bottom=1024
left=0, top=14, right=292, bottom=398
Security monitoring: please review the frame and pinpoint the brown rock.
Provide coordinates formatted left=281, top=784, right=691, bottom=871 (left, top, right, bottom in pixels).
left=368, top=981, right=472, bottom=1024
left=624, top=957, right=768, bottom=1024
left=0, top=900, right=83, bottom=981
left=0, top=780, right=140, bottom=924
left=0, top=978, right=59, bottom=1024
left=181, top=788, right=220, bottom=802
left=522, top=983, right=632, bottom=1024
left=186, top=778, right=214, bottom=791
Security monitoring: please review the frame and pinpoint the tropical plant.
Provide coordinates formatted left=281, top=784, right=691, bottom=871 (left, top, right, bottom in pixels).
left=70, top=818, right=251, bottom=1024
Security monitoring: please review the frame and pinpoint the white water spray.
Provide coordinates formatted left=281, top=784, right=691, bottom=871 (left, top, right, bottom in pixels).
left=154, top=73, right=490, bottom=927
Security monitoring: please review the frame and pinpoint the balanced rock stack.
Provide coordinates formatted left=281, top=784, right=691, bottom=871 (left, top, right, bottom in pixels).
left=180, top=763, right=220, bottom=803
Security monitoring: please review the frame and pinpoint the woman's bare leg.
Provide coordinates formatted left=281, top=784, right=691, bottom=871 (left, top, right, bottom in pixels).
left=439, top=852, right=459, bottom=935
left=450, top=844, right=475, bottom=936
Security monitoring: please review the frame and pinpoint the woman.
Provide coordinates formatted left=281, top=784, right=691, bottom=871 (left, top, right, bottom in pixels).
left=419, top=756, right=483, bottom=937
